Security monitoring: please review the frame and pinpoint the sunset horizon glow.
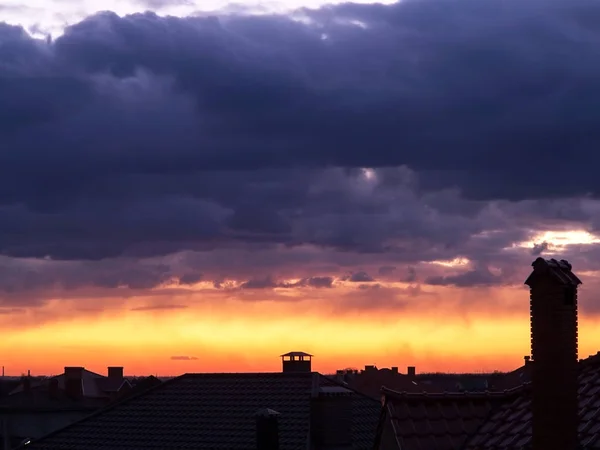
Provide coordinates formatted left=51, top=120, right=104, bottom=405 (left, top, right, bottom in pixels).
left=1, top=228, right=599, bottom=377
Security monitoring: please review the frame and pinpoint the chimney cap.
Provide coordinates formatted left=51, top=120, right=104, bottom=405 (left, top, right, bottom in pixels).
left=255, top=408, right=281, bottom=418
left=525, top=257, right=582, bottom=286
left=280, top=351, right=312, bottom=358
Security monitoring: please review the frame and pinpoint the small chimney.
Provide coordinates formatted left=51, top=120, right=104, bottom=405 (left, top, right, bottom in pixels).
left=280, top=352, right=312, bottom=373
left=391, top=366, right=398, bottom=374
left=108, top=366, right=124, bottom=380
left=255, top=408, right=280, bottom=450
left=525, top=258, right=580, bottom=450
left=64, top=366, right=84, bottom=399
left=407, top=366, right=416, bottom=377
left=310, top=383, right=353, bottom=448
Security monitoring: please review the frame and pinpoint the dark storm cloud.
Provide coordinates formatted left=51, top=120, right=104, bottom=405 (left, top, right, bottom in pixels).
left=300, top=276, right=334, bottom=288
left=405, top=267, right=417, bottom=283
left=178, top=272, right=203, bottom=285
left=425, top=266, right=504, bottom=288
left=378, top=266, right=396, bottom=276
left=531, top=241, right=550, bottom=256
left=2, top=0, right=600, bottom=201
left=239, top=275, right=334, bottom=289
left=2, top=0, right=600, bottom=291
left=348, top=271, right=376, bottom=283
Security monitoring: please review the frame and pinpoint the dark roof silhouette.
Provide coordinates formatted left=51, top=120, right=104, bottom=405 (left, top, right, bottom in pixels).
left=375, top=353, right=600, bottom=450
left=25, top=372, right=380, bottom=450
left=0, top=383, right=105, bottom=411
left=10, top=368, right=130, bottom=399
left=347, top=368, right=427, bottom=399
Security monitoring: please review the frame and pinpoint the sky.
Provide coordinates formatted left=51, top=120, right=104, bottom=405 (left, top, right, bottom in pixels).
left=2, top=0, right=600, bottom=376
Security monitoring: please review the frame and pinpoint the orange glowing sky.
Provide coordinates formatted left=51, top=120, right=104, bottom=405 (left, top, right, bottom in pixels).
left=1, top=229, right=599, bottom=377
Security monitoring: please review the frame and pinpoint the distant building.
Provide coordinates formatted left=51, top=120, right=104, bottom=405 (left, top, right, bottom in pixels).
left=331, top=365, right=428, bottom=399
left=0, top=366, right=141, bottom=448
left=24, top=352, right=380, bottom=450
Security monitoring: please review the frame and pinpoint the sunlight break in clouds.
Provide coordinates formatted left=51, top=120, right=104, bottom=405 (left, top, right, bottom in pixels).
left=2, top=0, right=396, bottom=38
left=517, top=230, right=600, bottom=253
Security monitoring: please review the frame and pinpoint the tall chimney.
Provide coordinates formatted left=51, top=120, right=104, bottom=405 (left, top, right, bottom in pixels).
left=525, top=257, right=580, bottom=450
left=64, top=366, right=84, bottom=399
left=255, top=408, right=280, bottom=450
left=407, top=366, right=416, bottom=377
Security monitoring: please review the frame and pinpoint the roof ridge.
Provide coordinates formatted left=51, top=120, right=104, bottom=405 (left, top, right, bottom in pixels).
left=381, top=382, right=531, bottom=400
left=182, top=371, right=316, bottom=378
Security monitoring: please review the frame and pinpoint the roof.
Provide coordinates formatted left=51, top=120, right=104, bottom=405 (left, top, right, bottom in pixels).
left=0, top=383, right=106, bottom=412
left=375, top=353, right=600, bottom=450
left=281, top=351, right=313, bottom=357
left=464, top=353, right=600, bottom=449
left=377, top=386, right=522, bottom=450
left=25, top=372, right=381, bottom=450
left=347, top=368, right=428, bottom=399
left=524, top=257, right=582, bottom=286
left=9, top=369, right=131, bottom=399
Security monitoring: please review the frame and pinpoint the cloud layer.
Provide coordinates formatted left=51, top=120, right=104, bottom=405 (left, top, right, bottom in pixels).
left=2, top=0, right=600, bottom=312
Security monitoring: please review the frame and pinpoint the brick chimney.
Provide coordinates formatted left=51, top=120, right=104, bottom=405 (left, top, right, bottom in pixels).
left=64, top=366, right=84, bottom=399
left=407, top=366, right=416, bottom=377
left=310, top=374, right=353, bottom=448
left=108, top=366, right=124, bottom=380
left=525, top=257, right=580, bottom=450
left=255, top=408, right=280, bottom=450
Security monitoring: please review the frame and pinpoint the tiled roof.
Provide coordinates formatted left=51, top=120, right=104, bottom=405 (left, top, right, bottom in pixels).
left=378, top=387, right=521, bottom=450
left=464, top=353, right=600, bottom=449
left=321, top=376, right=383, bottom=448
left=26, top=372, right=381, bottom=450
left=376, top=353, right=600, bottom=450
